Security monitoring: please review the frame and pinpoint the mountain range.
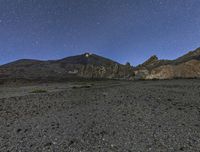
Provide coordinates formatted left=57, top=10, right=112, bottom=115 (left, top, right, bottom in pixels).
left=0, top=53, right=134, bottom=82
left=1, top=48, right=200, bottom=82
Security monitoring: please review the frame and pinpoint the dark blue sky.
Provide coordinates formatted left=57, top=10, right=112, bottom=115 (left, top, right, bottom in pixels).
left=0, top=0, right=200, bottom=66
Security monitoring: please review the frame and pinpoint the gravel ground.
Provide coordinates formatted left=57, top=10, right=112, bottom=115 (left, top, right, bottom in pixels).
left=0, top=80, right=200, bottom=152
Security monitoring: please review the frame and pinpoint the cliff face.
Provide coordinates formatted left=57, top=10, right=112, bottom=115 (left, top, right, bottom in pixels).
left=0, top=53, right=135, bottom=81
left=135, top=48, right=200, bottom=79
left=146, top=60, right=200, bottom=79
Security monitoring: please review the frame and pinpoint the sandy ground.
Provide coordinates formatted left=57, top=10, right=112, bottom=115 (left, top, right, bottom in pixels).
left=0, top=80, right=200, bottom=152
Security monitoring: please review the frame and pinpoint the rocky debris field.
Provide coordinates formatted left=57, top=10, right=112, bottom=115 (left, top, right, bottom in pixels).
left=0, top=80, right=200, bottom=152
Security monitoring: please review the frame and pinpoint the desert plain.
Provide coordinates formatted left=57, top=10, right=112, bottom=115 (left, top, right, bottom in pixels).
left=0, top=79, right=200, bottom=152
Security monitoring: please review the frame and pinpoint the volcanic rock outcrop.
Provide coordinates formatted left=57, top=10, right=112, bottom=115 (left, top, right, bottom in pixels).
left=0, top=53, right=135, bottom=81
left=135, top=47, right=200, bottom=79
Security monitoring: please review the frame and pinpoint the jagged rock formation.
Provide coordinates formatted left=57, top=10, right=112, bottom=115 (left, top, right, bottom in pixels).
left=139, top=55, right=158, bottom=67
left=0, top=53, right=135, bottom=81
left=135, top=47, right=200, bottom=79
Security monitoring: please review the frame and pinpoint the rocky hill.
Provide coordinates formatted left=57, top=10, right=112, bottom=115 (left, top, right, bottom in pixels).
left=0, top=53, right=135, bottom=82
left=135, top=47, right=200, bottom=79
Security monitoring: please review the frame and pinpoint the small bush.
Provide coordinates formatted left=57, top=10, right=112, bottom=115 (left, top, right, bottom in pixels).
left=30, top=89, right=47, bottom=93
left=72, top=85, right=92, bottom=89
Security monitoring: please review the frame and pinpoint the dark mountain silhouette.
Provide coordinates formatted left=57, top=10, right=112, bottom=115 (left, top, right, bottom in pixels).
left=57, top=53, right=120, bottom=66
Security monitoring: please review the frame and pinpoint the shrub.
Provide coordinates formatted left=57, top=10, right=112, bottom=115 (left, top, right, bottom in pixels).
left=30, top=89, right=47, bottom=93
left=72, top=85, right=92, bottom=89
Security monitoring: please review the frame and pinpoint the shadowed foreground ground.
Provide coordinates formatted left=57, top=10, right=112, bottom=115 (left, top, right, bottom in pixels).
left=0, top=80, right=200, bottom=152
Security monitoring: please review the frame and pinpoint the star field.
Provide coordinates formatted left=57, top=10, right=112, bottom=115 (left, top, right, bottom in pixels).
left=0, top=0, right=200, bottom=65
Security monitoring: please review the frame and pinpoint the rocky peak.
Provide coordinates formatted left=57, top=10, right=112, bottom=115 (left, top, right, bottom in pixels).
left=84, top=52, right=92, bottom=58
left=142, top=55, right=158, bottom=66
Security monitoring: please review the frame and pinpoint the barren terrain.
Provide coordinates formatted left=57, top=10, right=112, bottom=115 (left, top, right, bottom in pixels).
left=0, top=80, right=200, bottom=152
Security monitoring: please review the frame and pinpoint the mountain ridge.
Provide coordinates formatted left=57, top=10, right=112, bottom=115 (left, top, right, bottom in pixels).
left=134, top=47, right=200, bottom=79
left=1, top=48, right=200, bottom=81
left=0, top=52, right=134, bottom=81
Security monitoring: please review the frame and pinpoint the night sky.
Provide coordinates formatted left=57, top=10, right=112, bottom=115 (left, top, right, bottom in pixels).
left=0, top=0, right=200, bottom=66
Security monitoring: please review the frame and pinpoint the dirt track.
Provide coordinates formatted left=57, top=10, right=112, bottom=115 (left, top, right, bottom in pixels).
left=0, top=80, right=200, bottom=152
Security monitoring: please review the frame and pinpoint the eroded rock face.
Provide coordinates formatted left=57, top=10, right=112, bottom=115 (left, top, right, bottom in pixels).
left=146, top=65, right=174, bottom=79
left=134, top=68, right=149, bottom=80
left=145, top=60, right=200, bottom=79
left=140, top=55, right=158, bottom=67
left=76, top=63, right=134, bottom=79
left=129, top=57, right=200, bottom=80
left=135, top=48, right=200, bottom=80
left=173, top=60, right=200, bottom=78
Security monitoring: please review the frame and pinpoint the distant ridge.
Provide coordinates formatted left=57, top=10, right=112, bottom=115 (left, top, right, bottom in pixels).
left=1, top=47, right=200, bottom=82
left=0, top=53, right=134, bottom=81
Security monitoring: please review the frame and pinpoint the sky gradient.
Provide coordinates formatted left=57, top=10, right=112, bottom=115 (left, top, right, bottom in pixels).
left=0, top=0, right=200, bottom=66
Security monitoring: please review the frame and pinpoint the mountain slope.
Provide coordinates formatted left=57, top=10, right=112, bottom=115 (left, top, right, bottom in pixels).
left=135, top=47, right=200, bottom=79
left=57, top=53, right=120, bottom=66
left=173, top=47, right=200, bottom=64
left=0, top=53, right=134, bottom=81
